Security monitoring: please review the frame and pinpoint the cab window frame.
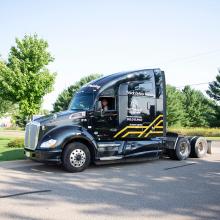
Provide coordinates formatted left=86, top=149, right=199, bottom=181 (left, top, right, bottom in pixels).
left=95, top=86, right=117, bottom=112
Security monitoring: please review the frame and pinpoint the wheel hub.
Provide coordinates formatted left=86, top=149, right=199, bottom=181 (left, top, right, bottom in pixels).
left=76, top=154, right=82, bottom=161
left=70, top=149, right=86, bottom=168
left=197, top=141, right=205, bottom=154
left=179, top=142, right=188, bottom=156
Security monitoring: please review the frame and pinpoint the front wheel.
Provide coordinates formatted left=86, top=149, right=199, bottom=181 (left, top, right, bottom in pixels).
left=62, top=142, right=91, bottom=172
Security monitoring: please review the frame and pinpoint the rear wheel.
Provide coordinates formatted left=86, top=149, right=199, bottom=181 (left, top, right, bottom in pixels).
left=190, top=137, right=208, bottom=158
left=62, top=142, right=91, bottom=172
left=169, top=137, right=191, bottom=160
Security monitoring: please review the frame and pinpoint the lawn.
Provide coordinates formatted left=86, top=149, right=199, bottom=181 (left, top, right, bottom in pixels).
left=206, top=137, right=220, bottom=141
left=0, top=137, right=24, bottom=162
left=168, top=127, right=220, bottom=138
left=0, top=127, right=219, bottom=162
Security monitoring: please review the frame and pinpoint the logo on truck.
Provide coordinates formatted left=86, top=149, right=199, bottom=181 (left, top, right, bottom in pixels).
left=114, top=114, right=163, bottom=138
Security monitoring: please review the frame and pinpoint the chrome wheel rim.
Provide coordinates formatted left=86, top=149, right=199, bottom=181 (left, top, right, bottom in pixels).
left=196, top=139, right=207, bottom=154
left=70, top=149, right=86, bottom=167
left=179, top=142, right=189, bottom=157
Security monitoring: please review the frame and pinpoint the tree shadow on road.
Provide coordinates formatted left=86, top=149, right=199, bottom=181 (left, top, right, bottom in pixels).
left=0, top=156, right=220, bottom=220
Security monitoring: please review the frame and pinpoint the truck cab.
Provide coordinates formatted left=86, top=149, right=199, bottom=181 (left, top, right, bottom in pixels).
left=24, top=69, right=208, bottom=172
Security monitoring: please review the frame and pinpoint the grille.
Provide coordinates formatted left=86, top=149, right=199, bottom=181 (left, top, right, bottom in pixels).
left=24, top=121, right=40, bottom=150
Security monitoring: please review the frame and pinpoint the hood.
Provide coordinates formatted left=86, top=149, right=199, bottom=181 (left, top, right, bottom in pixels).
left=33, top=110, right=86, bottom=126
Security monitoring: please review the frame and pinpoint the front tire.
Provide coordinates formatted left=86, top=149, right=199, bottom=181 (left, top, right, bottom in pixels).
left=62, top=142, right=91, bottom=172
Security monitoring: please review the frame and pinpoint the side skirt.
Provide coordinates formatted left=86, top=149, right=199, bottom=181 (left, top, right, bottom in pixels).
left=94, top=156, right=160, bottom=165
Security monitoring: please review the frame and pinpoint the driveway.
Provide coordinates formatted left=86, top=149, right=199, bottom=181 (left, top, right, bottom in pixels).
left=0, top=142, right=219, bottom=220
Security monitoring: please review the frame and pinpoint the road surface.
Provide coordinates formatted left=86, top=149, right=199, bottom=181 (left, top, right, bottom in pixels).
left=0, top=142, right=219, bottom=220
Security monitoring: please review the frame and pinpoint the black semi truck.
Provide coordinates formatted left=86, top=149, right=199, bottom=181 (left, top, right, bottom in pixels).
left=24, top=69, right=208, bottom=172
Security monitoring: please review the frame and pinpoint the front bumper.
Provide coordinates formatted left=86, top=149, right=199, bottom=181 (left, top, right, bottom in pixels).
left=24, top=148, right=62, bottom=164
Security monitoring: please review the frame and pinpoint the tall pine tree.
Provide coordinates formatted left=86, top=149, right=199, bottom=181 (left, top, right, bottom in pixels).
left=206, top=69, right=220, bottom=126
left=207, top=69, right=220, bottom=101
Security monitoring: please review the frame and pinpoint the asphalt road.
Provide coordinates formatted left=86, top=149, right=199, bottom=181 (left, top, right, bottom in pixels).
left=0, top=142, right=220, bottom=220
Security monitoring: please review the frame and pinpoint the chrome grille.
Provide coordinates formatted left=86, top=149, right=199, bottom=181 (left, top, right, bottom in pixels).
left=24, top=121, right=40, bottom=150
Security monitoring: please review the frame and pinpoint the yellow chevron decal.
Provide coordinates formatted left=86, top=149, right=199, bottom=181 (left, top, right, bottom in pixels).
left=113, top=125, right=147, bottom=138
left=114, top=114, right=164, bottom=138
left=122, top=131, right=142, bottom=138
left=138, top=116, right=163, bottom=137
left=144, top=131, right=163, bottom=138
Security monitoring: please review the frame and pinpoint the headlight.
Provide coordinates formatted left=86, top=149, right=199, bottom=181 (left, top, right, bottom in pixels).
left=40, top=139, right=57, bottom=148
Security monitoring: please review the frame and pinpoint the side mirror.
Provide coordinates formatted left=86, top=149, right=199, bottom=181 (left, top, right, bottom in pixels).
left=97, top=101, right=102, bottom=110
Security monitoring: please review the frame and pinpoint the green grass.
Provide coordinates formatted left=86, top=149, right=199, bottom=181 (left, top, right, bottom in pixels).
left=205, top=137, right=220, bottom=141
left=168, top=127, right=220, bottom=137
left=0, top=136, right=24, bottom=162
left=0, top=127, right=23, bottom=131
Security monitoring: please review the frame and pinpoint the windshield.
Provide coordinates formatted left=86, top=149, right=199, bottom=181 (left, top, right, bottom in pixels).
left=69, top=92, right=95, bottom=111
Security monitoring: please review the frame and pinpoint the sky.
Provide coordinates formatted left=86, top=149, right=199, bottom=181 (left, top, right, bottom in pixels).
left=0, top=0, right=220, bottom=110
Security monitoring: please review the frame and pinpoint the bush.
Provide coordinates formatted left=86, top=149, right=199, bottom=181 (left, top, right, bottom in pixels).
left=168, top=127, right=220, bottom=137
left=7, top=138, right=24, bottom=148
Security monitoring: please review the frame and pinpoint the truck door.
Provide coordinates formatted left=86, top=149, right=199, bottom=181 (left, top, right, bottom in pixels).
left=92, top=86, right=118, bottom=140
left=115, top=78, right=163, bottom=157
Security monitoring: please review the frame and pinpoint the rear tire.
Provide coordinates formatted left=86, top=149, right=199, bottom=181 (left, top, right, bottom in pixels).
left=169, top=137, right=191, bottom=160
left=190, top=137, right=208, bottom=158
left=62, top=142, right=91, bottom=172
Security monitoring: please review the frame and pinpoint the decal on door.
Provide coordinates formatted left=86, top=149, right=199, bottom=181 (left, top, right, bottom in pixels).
left=114, top=114, right=163, bottom=138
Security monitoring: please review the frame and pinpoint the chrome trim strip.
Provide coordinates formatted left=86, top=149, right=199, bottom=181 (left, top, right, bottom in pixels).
left=98, top=143, right=121, bottom=147
left=126, top=150, right=162, bottom=157
left=100, top=156, right=123, bottom=161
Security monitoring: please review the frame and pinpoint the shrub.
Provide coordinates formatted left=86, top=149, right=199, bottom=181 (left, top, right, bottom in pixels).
left=7, top=138, right=24, bottom=148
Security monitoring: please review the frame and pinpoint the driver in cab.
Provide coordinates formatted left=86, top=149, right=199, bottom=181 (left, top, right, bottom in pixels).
left=101, top=98, right=109, bottom=111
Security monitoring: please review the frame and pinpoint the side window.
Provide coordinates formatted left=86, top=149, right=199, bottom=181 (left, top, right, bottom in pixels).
left=97, top=87, right=116, bottom=111
left=98, top=97, right=115, bottom=111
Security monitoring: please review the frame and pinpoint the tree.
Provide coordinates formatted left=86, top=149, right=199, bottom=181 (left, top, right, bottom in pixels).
left=0, top=34, right=56, bottom=122
left=0, top=97, right=12, bottom=117
left=206, top=70, right=220, bottom=127
left=53, top=74, right=102, bottom=112
left=166, top=85, right=185, bottom=126
left=207, top=69, right=220, bottom=101
left=182, top=86, right=215, bottom=127
left=207, top=102, right=220, bottom=127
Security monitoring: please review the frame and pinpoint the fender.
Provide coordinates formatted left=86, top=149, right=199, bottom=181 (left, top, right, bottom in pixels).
left=164, top=132, right=184, bottom=150
left=36, top=125, right=98, bottom=151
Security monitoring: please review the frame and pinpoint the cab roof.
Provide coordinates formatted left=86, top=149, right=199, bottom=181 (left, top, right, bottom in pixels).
left=86, top=68, right=161, bottom=88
